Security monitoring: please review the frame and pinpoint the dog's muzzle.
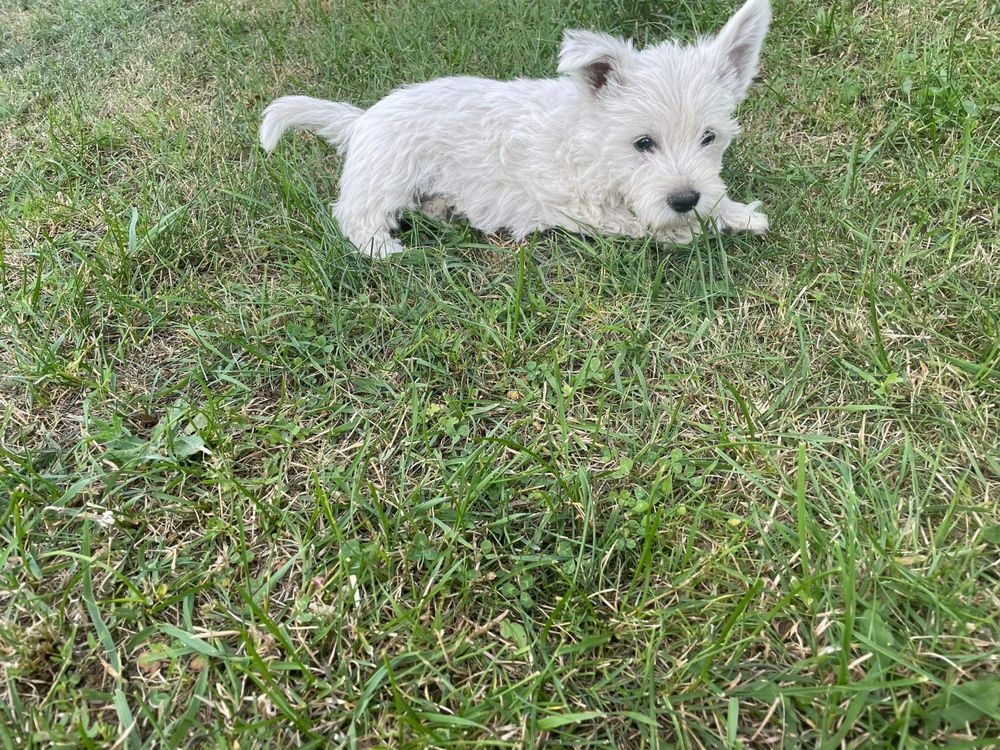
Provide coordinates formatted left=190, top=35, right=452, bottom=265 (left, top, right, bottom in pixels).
left=667, top=189, right=700, bottom=213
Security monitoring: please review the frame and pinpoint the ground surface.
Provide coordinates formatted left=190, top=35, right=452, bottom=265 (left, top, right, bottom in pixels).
left=1, top=0, right=999, bottom=747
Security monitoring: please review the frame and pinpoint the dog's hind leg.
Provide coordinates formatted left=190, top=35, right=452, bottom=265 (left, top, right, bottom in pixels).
left=333, top=163, right=418, bottom=258
left=333, top=202, right=406, bottom=258
left=419, top=195, right=456, bottom=222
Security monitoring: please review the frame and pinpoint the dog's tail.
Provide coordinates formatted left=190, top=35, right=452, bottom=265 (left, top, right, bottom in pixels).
left=259, top=95, right=364, bottom=153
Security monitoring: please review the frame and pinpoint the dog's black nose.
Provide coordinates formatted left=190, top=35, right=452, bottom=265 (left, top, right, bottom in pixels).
left=667, top=189, right=700, bottom=213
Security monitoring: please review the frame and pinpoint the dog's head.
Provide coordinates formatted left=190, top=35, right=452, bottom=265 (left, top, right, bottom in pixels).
left=559, top=0, right=770, bottom=232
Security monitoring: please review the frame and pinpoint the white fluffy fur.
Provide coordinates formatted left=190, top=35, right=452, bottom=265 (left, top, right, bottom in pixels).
left=260, top=0, right=772, bottom=258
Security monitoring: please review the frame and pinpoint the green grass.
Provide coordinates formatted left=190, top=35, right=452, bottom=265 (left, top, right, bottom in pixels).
left=2, top=0, right=999, bottom=746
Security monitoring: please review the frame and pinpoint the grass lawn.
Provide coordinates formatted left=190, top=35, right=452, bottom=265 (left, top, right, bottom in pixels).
left=2, top=0, right=999, bottom=746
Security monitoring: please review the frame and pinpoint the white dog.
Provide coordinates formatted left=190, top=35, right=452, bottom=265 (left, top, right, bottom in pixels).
left=260, top=0, right=772, bottom=258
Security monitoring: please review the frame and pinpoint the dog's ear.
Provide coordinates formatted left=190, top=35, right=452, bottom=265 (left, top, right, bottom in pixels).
left=558, top=30, right=633, bottom=94
left=711, top=0, right=771, bottom=100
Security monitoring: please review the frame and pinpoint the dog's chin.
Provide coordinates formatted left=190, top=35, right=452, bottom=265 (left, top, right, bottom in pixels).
left=651, top=212, right=698, bottom=232
left=635, top=210, right=704, bottom=244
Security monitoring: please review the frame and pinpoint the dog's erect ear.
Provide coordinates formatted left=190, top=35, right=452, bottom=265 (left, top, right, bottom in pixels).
left=711, top=0, right=771, bottom=100
left=558, top=30, right=633, bottom=94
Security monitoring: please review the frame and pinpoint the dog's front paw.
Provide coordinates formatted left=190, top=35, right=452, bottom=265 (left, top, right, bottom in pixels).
left=717, top=199, right=768, bottom=235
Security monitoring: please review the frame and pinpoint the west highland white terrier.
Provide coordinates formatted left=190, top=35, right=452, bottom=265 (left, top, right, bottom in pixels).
left=260, top=0, right=772, bottom=258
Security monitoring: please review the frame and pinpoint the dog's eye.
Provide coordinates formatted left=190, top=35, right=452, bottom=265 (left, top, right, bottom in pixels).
left=633, top=136, right=657, bottom=152
left=700, top=130, right=717, bottom=146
